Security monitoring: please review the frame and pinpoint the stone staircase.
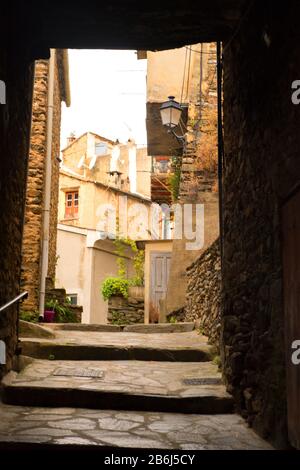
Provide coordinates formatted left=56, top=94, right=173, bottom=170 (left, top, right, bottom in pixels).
left=3, top=322, right=233, bottom=414
left=0, top=322, right=272, bottom=450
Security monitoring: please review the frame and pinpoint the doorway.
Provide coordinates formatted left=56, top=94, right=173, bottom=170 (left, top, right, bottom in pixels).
left=149, top=251, right=172, bottom=323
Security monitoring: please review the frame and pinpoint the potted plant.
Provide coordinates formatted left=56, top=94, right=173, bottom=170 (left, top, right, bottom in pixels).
left=44, top=298, right=78, bottom=323
left=44, top=299, right=57, bottom=323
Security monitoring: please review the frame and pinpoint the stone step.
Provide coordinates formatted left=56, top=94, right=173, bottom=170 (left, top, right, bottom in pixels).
left=42, top=322, right=195, bottom=334
left=2, top=359, right=234, bottom=415
left=20, top=331, right=211, bottom=362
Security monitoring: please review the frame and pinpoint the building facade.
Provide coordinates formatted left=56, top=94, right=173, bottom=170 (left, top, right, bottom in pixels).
left=56, top=132, right=154, bottom=323
left=141, top=43, right=219, bottom=319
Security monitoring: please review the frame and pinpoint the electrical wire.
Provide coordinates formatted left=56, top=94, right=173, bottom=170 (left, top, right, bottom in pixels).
left=184, top=47, right=192, bottom=103
left=185, top=46, right=215, bottom=55
left=197, top=43, right=203, bottom=130
left=180, top=47, right=188, bottom=105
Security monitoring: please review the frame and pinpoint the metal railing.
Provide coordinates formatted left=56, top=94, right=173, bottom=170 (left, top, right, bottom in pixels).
left=0, top=291, right=28, bottom=313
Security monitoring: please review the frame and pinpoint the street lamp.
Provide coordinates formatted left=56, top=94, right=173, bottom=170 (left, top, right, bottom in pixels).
left=160, top=96, right=185, bottom=145
left=160, top=96, right=183, bottom=128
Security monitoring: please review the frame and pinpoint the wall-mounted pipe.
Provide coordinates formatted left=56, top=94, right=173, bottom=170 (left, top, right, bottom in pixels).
left=39, top=49, right=55, bottom=317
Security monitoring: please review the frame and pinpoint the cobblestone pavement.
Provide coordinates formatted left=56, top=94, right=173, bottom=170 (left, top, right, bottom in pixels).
left=0, top=403, right=273, bottom=449
left=5, top=360, right=226, bottom=398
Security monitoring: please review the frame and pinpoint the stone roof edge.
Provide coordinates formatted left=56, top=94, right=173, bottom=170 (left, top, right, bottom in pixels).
left=56, top=49, right=71, bottom=107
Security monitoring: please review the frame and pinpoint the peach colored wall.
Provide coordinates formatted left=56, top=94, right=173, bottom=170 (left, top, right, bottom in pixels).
left=58, top=173, right=152, bottom=239
left=56, top=225, right=134, bottom=323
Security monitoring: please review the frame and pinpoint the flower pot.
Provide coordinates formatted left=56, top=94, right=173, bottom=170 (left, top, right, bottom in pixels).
left=128, top=286, right=144, bottom=301
left=44, top=310, right=55, bottom=323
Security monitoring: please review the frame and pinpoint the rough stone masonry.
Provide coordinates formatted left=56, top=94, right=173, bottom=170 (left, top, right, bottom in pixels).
left=21, top=51, right=69, bottom=313
left=108, top=296, right=144, bottom=325
left=185, top=239, right=221, bottom=347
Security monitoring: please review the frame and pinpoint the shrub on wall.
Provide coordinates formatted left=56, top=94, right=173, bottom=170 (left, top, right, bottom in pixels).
left=101, top=235, right=144, bottom=301
left=101, top=277, right=129, bottom=301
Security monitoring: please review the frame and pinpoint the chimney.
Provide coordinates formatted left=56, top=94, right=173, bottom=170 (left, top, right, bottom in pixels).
left=67, top=132, right=76, bottom=146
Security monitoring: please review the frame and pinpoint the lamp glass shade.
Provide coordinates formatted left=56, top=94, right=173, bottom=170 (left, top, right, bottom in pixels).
left=160, top=97, right=183, bottom=128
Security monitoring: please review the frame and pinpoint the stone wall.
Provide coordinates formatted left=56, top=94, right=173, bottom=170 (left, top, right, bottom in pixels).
left=184, top=238, right=221, bottom=346
left=221, top=2, right=300, bottom=447
left=48, top=57, right=63, bottom=282
left=108, top=296, right=144, bottom=325
left=0, top=46, right=34, bottom=379
left=21, top=60, right=48, bottom=311
left=21, top=53, right=63, bottom=312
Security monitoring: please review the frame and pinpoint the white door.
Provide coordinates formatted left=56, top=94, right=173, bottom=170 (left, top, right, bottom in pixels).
left=150, top=252, right=171, bottom=322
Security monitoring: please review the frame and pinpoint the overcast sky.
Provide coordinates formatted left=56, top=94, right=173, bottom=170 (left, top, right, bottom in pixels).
left=60, top=49, right=147, bottom=151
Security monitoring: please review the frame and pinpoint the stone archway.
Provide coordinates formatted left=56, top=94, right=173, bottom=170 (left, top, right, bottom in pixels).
left=0, top=0, right=245, bottom=378
left=1, top=0, right=300, bottom=448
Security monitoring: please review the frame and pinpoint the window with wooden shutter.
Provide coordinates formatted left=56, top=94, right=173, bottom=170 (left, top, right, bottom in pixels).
left=65, top=191, right=79, bottom=219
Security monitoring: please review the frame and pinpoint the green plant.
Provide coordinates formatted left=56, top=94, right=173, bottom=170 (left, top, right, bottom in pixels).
left=45, top=299, right=78, bottom=323
left=101, top=277, right=129, bottom=301
left=167, top=157, right=181, bottom=202
left=168, top=315, right=177, bottom=324
left=114, top=237, right=127, bottom=279
left=212, top=355, right=221, bottom=368
left=113, top=237, right=145, bottom=286
left=110, top=311, right=130, bottom=326
left=197, top=327, right=205, bottom=336
left=19, top=310, right=39, bottom=323
left=45, top=299, right=57, bottom=311
left=125, top=239, right=144, bottom=287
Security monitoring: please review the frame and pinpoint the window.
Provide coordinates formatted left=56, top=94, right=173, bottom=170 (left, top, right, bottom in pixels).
left=65, top=191, right=79, bottom=219
left=67, top=294, right=78, bottom=305
left=95, top=142, right=108, bottom=156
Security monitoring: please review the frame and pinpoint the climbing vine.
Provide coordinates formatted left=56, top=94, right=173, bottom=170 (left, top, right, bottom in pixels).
left=113, top=236, right=145, bottom=287
left=101, top=233, right=145, bottom=301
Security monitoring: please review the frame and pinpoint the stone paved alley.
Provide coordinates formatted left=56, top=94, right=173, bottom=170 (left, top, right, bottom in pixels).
left=0, top=405, right=272, bottom=450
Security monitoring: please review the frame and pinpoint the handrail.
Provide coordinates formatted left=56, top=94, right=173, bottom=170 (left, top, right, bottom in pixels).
left=0, top=291, right=28, bottom=313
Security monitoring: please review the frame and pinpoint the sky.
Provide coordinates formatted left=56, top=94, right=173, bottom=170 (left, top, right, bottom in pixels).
left=60, top=49, right=147, bottom=151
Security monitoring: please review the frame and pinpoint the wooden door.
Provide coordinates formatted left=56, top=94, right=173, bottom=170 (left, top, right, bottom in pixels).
left=150, top=252, right=171, bottom=322
left=282, top=190, right=300, bottom=449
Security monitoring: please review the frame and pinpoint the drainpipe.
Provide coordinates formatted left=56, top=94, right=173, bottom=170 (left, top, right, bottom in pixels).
left=39, top=49, right=56, bottom=318
left=217, top=42, right=224, bottom=269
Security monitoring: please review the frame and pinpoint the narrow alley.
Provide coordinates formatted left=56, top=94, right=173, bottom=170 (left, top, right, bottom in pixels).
left=1, top=0, right=300, bottom=461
